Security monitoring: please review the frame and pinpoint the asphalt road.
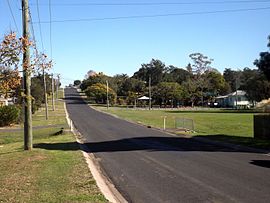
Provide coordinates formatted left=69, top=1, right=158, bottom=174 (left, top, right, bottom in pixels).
left=65, top=88, right=270, bottom=203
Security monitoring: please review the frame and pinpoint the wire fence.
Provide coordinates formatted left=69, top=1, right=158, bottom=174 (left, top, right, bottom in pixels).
left=175, top=117, right=195, bottom=132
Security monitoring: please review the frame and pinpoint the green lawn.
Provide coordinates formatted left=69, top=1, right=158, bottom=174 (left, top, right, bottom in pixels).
left=0, top=90, right=107, bottom=203
left=96, top=106, right=254, bottom=136
left=94, top=106, right=270, bottom=149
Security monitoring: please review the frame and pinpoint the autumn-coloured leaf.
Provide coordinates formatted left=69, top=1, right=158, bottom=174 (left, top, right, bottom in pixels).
left=0, top=68, right=21, bottom=98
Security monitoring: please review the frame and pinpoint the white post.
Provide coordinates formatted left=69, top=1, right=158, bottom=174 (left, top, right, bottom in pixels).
left=163, top=116, right=167, bottom=130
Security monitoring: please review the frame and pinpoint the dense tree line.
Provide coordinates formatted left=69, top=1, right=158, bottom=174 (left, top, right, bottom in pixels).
left=80, top=36, right=270, bottom=107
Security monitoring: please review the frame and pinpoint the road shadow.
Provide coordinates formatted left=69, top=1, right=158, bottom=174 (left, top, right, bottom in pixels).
left=63, top=96, right=86, bottom=105
left=250, top=160, right=270, bottom=168
left=34, top=136, right=267, bottom=154
left=195, top=134, right=270, bottom=150
left=34, top=142, right=80, bottom=151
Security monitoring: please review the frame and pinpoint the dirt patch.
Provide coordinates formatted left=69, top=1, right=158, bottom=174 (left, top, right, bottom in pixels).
left=27, top=155, right=47, bottom=162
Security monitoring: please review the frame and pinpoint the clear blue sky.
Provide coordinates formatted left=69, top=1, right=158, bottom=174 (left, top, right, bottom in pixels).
left=1, top=0, right=270, bottom=86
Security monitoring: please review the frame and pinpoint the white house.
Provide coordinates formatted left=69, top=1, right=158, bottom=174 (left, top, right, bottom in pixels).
left=215, top=90, right=251, bottom=108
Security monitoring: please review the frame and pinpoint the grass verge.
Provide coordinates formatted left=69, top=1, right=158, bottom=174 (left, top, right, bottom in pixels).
left=93, top=106, right=270, bottom=150
left=0, top=90, right=107, bottom=203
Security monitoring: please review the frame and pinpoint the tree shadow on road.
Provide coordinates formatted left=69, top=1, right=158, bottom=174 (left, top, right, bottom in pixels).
left=195, top=134, right=270, bottom=150
left=34, top=136, right=268, bottom=154
left=34, top=142, right=80, bottom=151
left=34, top=136, right=270, bottom=169
left=250, top=160, right=270, bottom=168
left=62, top=96, right=86, bottom=105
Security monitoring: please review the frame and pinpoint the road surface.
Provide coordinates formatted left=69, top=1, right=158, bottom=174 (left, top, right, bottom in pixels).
left=65, top=88, right=270, bottom=203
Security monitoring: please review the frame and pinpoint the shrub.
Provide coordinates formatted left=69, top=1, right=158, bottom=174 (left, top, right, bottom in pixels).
left=0, top=105, right=21, bottom=127
left=85, top=83, right=116, bottom=104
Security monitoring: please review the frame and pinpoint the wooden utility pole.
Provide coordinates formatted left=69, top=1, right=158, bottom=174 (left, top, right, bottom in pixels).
left=51, top=73, right=55, bottom=111
left=22, top=0, right=32, bottom=150
left=235, top=76, right=238, bottom=110
left=106, top=80, right=109, bottom=109
left=149, top=76, right=151, bottom=110
left=43, top=69, right=48, bottom=120
left=56, top=74, right=60, bottom=100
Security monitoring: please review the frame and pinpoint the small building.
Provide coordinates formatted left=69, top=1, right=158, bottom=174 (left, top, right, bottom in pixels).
left=215, top=90, right=251, bottom=108
left=0, top=98, right=8, bottom=107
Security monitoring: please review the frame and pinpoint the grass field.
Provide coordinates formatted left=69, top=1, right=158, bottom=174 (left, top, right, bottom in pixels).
left=96, top=106, right=254, bottom=136
left=0, top=90, right=107, bottom=203
left=94, top=106, right=270, bottom=149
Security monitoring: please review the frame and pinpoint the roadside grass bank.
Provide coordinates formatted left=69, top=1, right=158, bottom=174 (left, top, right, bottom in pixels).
left=0, top=90, right=107, bottom=203
left=93, top=105, right=270, bottom=150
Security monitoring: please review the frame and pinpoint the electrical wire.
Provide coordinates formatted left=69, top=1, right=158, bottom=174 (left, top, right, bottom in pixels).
left=6, top=0, right=19, bottom=33
left=29, top=9, right=39, bottom=57
left=49, top=0, right=53, bottom=61
left=33, top=6, right=270, bottom=24
left=16, top=0, right=21, bottom=10
left=32, top=0, right=270, bottom=7
left=36, top=0, right=44, bottom=51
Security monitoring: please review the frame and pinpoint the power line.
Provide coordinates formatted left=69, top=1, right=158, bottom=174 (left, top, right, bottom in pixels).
left=36, top=0, right=44, bottom=51
left=16, top=0, right=21, bottom=10
left=49, top=0, right=53, bottom=60
left=31, top=0, right=270, bottom=7
left=29, top=9, right=39, bottom=56
left=33, top=6, right=270, bottom=24
left=6, top=0, right=19, bottom=33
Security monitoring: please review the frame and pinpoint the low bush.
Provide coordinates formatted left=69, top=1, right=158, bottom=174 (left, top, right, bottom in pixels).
left=0, top=105, right=21, bottom=127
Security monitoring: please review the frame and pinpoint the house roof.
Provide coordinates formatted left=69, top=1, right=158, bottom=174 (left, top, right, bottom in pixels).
left=216, top=90, right=246, bottom=99
left=228, top=90, right=246, bottom=96
left=216, top=95, right=228, bottom=99
left=138, top=96, right=150, bottom=100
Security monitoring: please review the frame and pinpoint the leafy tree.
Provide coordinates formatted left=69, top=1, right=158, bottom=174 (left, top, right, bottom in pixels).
left=223, top=68, right=242, bottom=92
left=0, top=32, right=21, bottom=70
left=153, top=82, right=183, bottom=106
left=240, top=68, right=270, bottom=103
left=182, top=78, right=202, bottom=107
left=31, top=75, right=44, bottom=113
left=0, top=105, right=21, bottom=127
left=186, top=53, right=214, bottom=106
left=0, top=67, right=21, bottom=98
left=35, top=52, right=53, bottom=118
left=110, top=74, right=129, bottom=95
left=133, top=59, right=166, bottom=86
left=119, top=78, right=146, bottom=96
left=0, top=32, right=22, bottom=98
left=203, top=70, right=229, bottom=97
left=35, top=53, right=53, bottom=72
left=254, top=35, right=270, bottom=80
left=125, top=91, right=139, bottom=105
left=81, top=72, right=109, bottom=91
left=164, top=65, right=191, bottom=84
left=189, top=53, right=213, bottom=75
left=85, top=83, right=116, bottom=104
left=131, top=78, right=146, bottom=93
left=29, top=73, right=54, bottom=113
